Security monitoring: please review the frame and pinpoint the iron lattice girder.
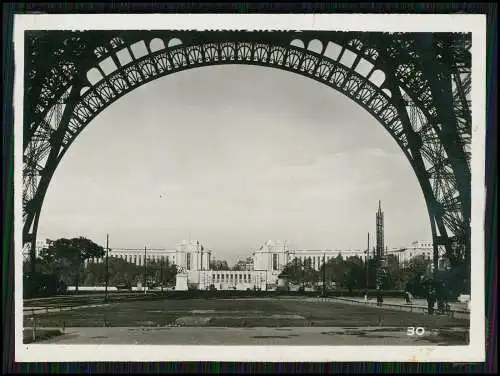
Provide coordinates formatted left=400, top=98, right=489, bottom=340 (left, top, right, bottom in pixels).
left=24, top=30, right=471, bottom=139
left=22, top=30, right=472, bottom=265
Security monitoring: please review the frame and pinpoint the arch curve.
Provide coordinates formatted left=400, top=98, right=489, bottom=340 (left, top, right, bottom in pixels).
left=23, top=31, right=471, bottom=274
left=72, top=41, right=410, bottom=159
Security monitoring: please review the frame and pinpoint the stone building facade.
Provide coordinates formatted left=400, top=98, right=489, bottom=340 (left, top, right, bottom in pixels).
left=46, top=237, right=447, bottom=290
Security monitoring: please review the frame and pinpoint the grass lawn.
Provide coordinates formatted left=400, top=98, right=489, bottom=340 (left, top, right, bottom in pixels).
left=25, top=297, right=469, bottom=329
left=23, top=328, right=63, bottom=343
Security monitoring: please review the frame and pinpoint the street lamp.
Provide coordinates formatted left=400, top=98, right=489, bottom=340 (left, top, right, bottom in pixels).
left=160, top=256, right=164, bottom=293
left=365, top=251, right=369, bottom=286
left=143, top=245, right=147, bottom=295
left=365, top=232, right=370, bottom=295
left=104, top=234, right=109, bottom=302
left=322, top=252, right=326, bottom=298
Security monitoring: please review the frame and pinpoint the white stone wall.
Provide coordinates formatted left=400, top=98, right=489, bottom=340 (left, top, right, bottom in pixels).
left=177, top=240, right=211, bottom=271
left=387, top=241, right=446, bottom=266
left=85, top=248, right=178, bottom=266
left=192, top=270, right=281, bottom=291
left=252, top=240, right=290, bottom=271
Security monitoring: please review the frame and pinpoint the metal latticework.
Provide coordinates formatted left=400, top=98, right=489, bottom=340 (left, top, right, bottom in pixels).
left=376, top=201, right=384, bottom=259
left=22, top=31, right=472, bottom=274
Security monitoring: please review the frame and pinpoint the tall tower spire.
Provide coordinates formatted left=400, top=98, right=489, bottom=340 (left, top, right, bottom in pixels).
left=375, top=201, right=385, bottom=289
left=376, top=201, right=384, bottom=259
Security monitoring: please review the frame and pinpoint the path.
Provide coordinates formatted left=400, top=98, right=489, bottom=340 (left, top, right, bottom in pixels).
left=31, top=326, right=468, bottom=346
left=305, top=297, right=469, bottom=320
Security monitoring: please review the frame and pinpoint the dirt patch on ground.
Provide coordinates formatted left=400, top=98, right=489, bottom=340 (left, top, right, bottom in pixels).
left=175, top=316, right=212, bottom=326
left=251, top=335, right=291, bottom=339
left=270, top=314, right=305, bottom=320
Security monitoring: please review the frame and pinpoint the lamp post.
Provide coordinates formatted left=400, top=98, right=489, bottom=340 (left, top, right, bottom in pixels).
left=302, top=260, right=305, bottom=291
left=104, top=234, right=109, bottom=301
left=322, top=252, right=326, bottom=298
left=160, top=257, right=164, bottom=293
left=143, top=245, right=147, bottom=295
left=365, top=250, right=369, bottom=287
left=366, top=232, right=370, bottom=292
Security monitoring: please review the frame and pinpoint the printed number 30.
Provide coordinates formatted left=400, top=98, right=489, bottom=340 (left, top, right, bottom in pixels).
left=407, top=327, right=425, bottom=336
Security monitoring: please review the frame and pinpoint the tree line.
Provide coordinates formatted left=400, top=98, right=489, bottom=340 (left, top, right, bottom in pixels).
left=279, top=254, right=467, bottom=299
left=23, top=237, right=177, bottom=298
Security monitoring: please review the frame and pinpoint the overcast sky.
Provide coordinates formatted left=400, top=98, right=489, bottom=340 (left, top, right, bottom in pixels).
left=37, top=65, right=431, bottom=265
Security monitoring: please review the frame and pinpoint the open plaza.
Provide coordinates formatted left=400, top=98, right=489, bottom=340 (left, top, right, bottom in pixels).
left=24, top=294, right=469, bottom=346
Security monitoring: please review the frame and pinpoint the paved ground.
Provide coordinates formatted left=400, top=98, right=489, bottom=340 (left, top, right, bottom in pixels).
left=32, top=326, right=468, bottom=346
left=317, top=297, right=469, bottom=319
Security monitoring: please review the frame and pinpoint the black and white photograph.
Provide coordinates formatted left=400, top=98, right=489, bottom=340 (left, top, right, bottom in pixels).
left=14, top=14, right=486, bottom=362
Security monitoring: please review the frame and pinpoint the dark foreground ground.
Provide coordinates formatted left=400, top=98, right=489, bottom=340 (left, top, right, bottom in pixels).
left=24, top=297, right=469, bottom=345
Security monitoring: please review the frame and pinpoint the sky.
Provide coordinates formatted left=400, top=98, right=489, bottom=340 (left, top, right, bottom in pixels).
left=37, top=64, right=432, bottom=265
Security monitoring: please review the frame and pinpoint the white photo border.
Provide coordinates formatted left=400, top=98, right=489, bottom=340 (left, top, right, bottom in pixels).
left=13, top=13, right=487, bottom=363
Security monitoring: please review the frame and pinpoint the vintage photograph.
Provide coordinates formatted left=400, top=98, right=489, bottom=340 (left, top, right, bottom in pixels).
left=14, top=14, right=486, bottom=362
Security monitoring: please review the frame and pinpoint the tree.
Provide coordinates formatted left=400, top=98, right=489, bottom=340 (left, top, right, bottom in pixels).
left=343, top=256, right=365, bottom=291
left=383, top=254, right=406, bottom=290
left=40, top=237, right=105, bottom=292
left=279, top=258, right=319, bottom=287
left=279, top=258, right=304, bottom=285
left=23, top=258, right=67, bottom=298
left=322, top=255, right=346, bottom=287
left=366, top=257, right=380, bottom=289
left=83, top=262, right=105, bottom=286
left=433, top=263, right=469, bottom=301
left=108, top=257, right=142, bottom=288
left=146, top=258, right=177, bottom=288
left=301, top=257, right=320, bottom=286
left=402, top=254, right=432, bottom=297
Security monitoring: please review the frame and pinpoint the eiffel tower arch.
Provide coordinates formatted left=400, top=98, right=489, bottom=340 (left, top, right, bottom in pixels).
left=23, top=30, right=472, bottom=276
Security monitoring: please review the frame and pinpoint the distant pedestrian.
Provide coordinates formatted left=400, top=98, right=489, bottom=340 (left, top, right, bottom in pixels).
left=437, top=297, right=445, bottom=314
left=404, top=291, right=411, bottom=304
left=427, top=288, right=436, bottom=315
left=445, top=302, right=451, bottom=315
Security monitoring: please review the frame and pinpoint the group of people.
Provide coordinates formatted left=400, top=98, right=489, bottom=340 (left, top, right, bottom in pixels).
left=366, top=283, right=451, bottom=315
